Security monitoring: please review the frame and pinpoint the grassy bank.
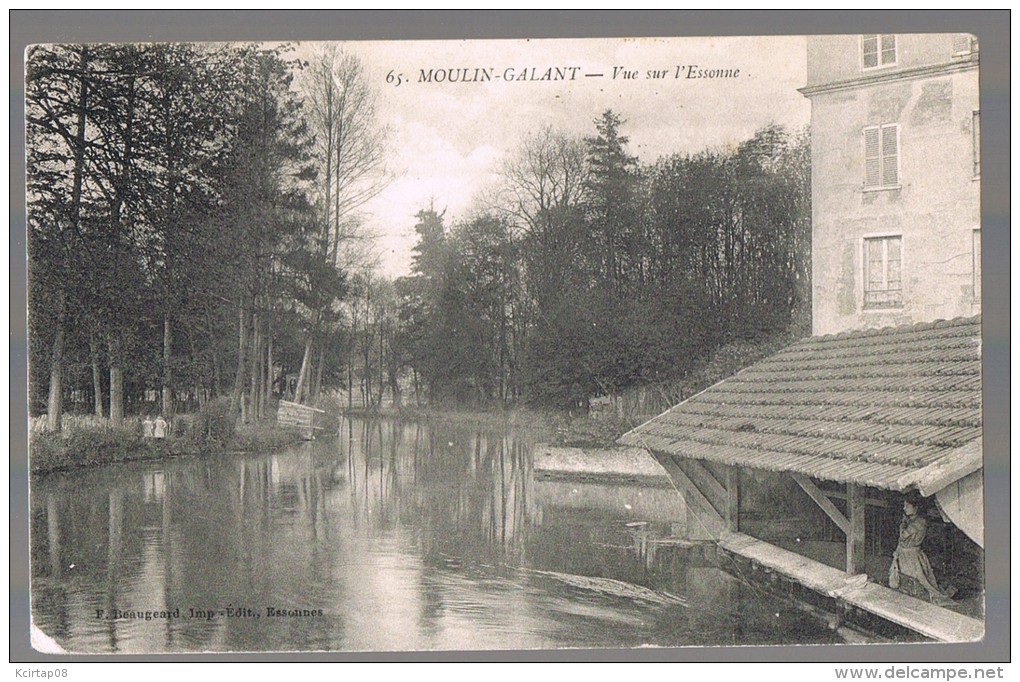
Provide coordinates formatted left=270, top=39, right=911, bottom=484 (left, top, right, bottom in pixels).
left=30, top=399, right=306, bottom=476
left=29, top=405, right=630, bottom=476
left=30, top=331, right=791, bottom=475
left=546, top=412, right=642, bottom=449
left=343, top=405, right=545, bottom=429
left=340, top=335, right=798, bottom=451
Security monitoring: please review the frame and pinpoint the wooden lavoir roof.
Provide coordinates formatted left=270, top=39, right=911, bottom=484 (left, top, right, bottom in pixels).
left=619, top=316, right=982, bottom=494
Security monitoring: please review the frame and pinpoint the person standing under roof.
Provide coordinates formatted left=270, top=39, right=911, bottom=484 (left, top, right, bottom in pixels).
left=889, top=497, right=954, bottom=605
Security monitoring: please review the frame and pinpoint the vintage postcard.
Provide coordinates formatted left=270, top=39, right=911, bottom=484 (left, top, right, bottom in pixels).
left=25, top=32, right=985, bottom=655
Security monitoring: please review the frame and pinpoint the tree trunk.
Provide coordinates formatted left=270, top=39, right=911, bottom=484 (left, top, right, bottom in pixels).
left=109, top=364, right=124, bottom=426
left=248, top=313, right=260, bottom=421
left=90, top=329, right=104, bottom=418
left=312, top=343, right=325, bottom=402
left=264, top=329, right=273, bottom=409
left=188, top=326, right=205, bottom=411
left=258, top=323, right=267, bottom=418
left=161, top=313, right=172, bottom=416
left=294, top=303, right=323, bottom=404
left=377, top=323, right=385, bottom=406
left=231, top=306, right=248, bottom=421
left=391, top=378, right=402, bottom=410
left=347, top=341, right=354, bottom=411
left=44, top=48, right=89, bottom=433
left=46, top=296, right=67, bottom=433
left=295, top=335, right=314, bottom=404
left=362, top=345, right=371, bottom=408
left=69, top=48, right=89, bottom=216
left=360, top=366, right=367, bottom=410
left=205, top=303, right=221, bottom=397
left=388, top=351, right=402, bottom=411
left=105, top=73, right=135, bottom=423
left=362, top=326, right=372, bottom=408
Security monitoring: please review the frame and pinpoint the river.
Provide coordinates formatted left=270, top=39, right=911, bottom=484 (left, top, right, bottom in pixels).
left=30, top=416, right=843, bottom=653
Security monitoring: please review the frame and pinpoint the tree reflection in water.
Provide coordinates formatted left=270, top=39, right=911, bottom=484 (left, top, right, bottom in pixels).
left=30, top=416, right=841, bottom=652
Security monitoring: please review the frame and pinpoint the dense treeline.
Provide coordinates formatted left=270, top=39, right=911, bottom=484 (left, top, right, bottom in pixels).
left=396, top=112, right=811, bottom=409
left=28, top=44, right=808, bottom=426
left=27, top=43, right=387, bottom=430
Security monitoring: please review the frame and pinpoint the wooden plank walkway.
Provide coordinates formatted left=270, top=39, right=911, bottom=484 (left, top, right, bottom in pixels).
left=718, top=532, right=984, bottom=643
left=277, top=400, right=326, bottom=439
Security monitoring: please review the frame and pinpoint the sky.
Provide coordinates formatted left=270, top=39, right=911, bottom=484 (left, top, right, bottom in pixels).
left=295, top=36, right=809, bottom=278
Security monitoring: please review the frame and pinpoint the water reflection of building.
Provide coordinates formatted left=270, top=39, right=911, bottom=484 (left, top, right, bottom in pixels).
left=533, top=479, right=685, bottom=564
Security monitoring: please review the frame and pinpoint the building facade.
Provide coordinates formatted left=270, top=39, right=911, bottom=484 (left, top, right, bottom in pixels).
left=801, top=34, right=980, bottom=335
left=620, top=37, right=985, bottom=637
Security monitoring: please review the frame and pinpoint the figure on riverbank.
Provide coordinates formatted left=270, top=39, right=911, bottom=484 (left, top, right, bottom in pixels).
left=889, top=498, right=954, bottom=605
left=153, top=416, right=168, bottom=439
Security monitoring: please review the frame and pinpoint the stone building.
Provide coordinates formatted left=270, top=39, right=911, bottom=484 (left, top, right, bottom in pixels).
left=619, top=34, right=984, bottom=640
left=799, top=34, right=980, bottom=335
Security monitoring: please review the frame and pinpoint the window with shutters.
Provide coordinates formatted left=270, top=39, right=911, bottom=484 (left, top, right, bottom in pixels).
left=862, top=34, right=896, bottom=69
left=863, top=236, right=903, bottom=309
left=863, top=124, right=899, bottom=189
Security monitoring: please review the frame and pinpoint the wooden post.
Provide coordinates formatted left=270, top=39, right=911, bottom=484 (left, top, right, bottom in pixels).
left=846, top=484, right=866, bottom=574
left=726, top=467, right=740, bottom=532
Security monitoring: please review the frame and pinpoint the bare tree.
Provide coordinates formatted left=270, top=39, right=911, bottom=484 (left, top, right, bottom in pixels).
left=293, top=46, right=390, bottom=402
left=496, top=126, right=587, bottom=236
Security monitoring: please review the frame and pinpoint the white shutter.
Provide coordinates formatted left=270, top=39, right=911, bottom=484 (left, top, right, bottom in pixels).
left=864, top=127, right=881, bottom=187
left=881, top=125, right=899, bottom=186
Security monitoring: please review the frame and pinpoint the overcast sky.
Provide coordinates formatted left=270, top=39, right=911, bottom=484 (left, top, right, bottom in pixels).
left=296, top=36, right=809, bottom=278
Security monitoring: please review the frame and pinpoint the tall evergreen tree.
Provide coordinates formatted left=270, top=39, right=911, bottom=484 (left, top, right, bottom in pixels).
left=582, top=110, right=641, bottom=292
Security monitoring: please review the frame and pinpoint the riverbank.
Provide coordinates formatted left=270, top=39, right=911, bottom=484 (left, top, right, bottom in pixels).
left=337, top=335, right=797, bottom=447
left=341, top=405, right=644, bottom=449
left=29, top=405, right=648, bottom=477
left=29, top=419, right=305, bottom=476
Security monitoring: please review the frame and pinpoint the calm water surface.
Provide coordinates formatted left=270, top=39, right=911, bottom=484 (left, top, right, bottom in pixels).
left=31, top=417, right=841, bottom=652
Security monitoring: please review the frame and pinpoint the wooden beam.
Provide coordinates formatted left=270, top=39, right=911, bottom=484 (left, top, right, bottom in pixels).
left=653, top=454, right=723, bottom=523
left=702, top=460, right=731, bottom=485
left=826, top=490, right=891, bottom=508
left=791, top=473, right=850, bottom=535
left=846, top=484, right=866, bottom=575
left=680, top=459, right=728, bottom=516
left=726, top=467, right=740, bottom=532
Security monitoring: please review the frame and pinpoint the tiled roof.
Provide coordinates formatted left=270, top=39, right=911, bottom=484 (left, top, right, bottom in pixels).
left=618, top=317, right=982, bottom=493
